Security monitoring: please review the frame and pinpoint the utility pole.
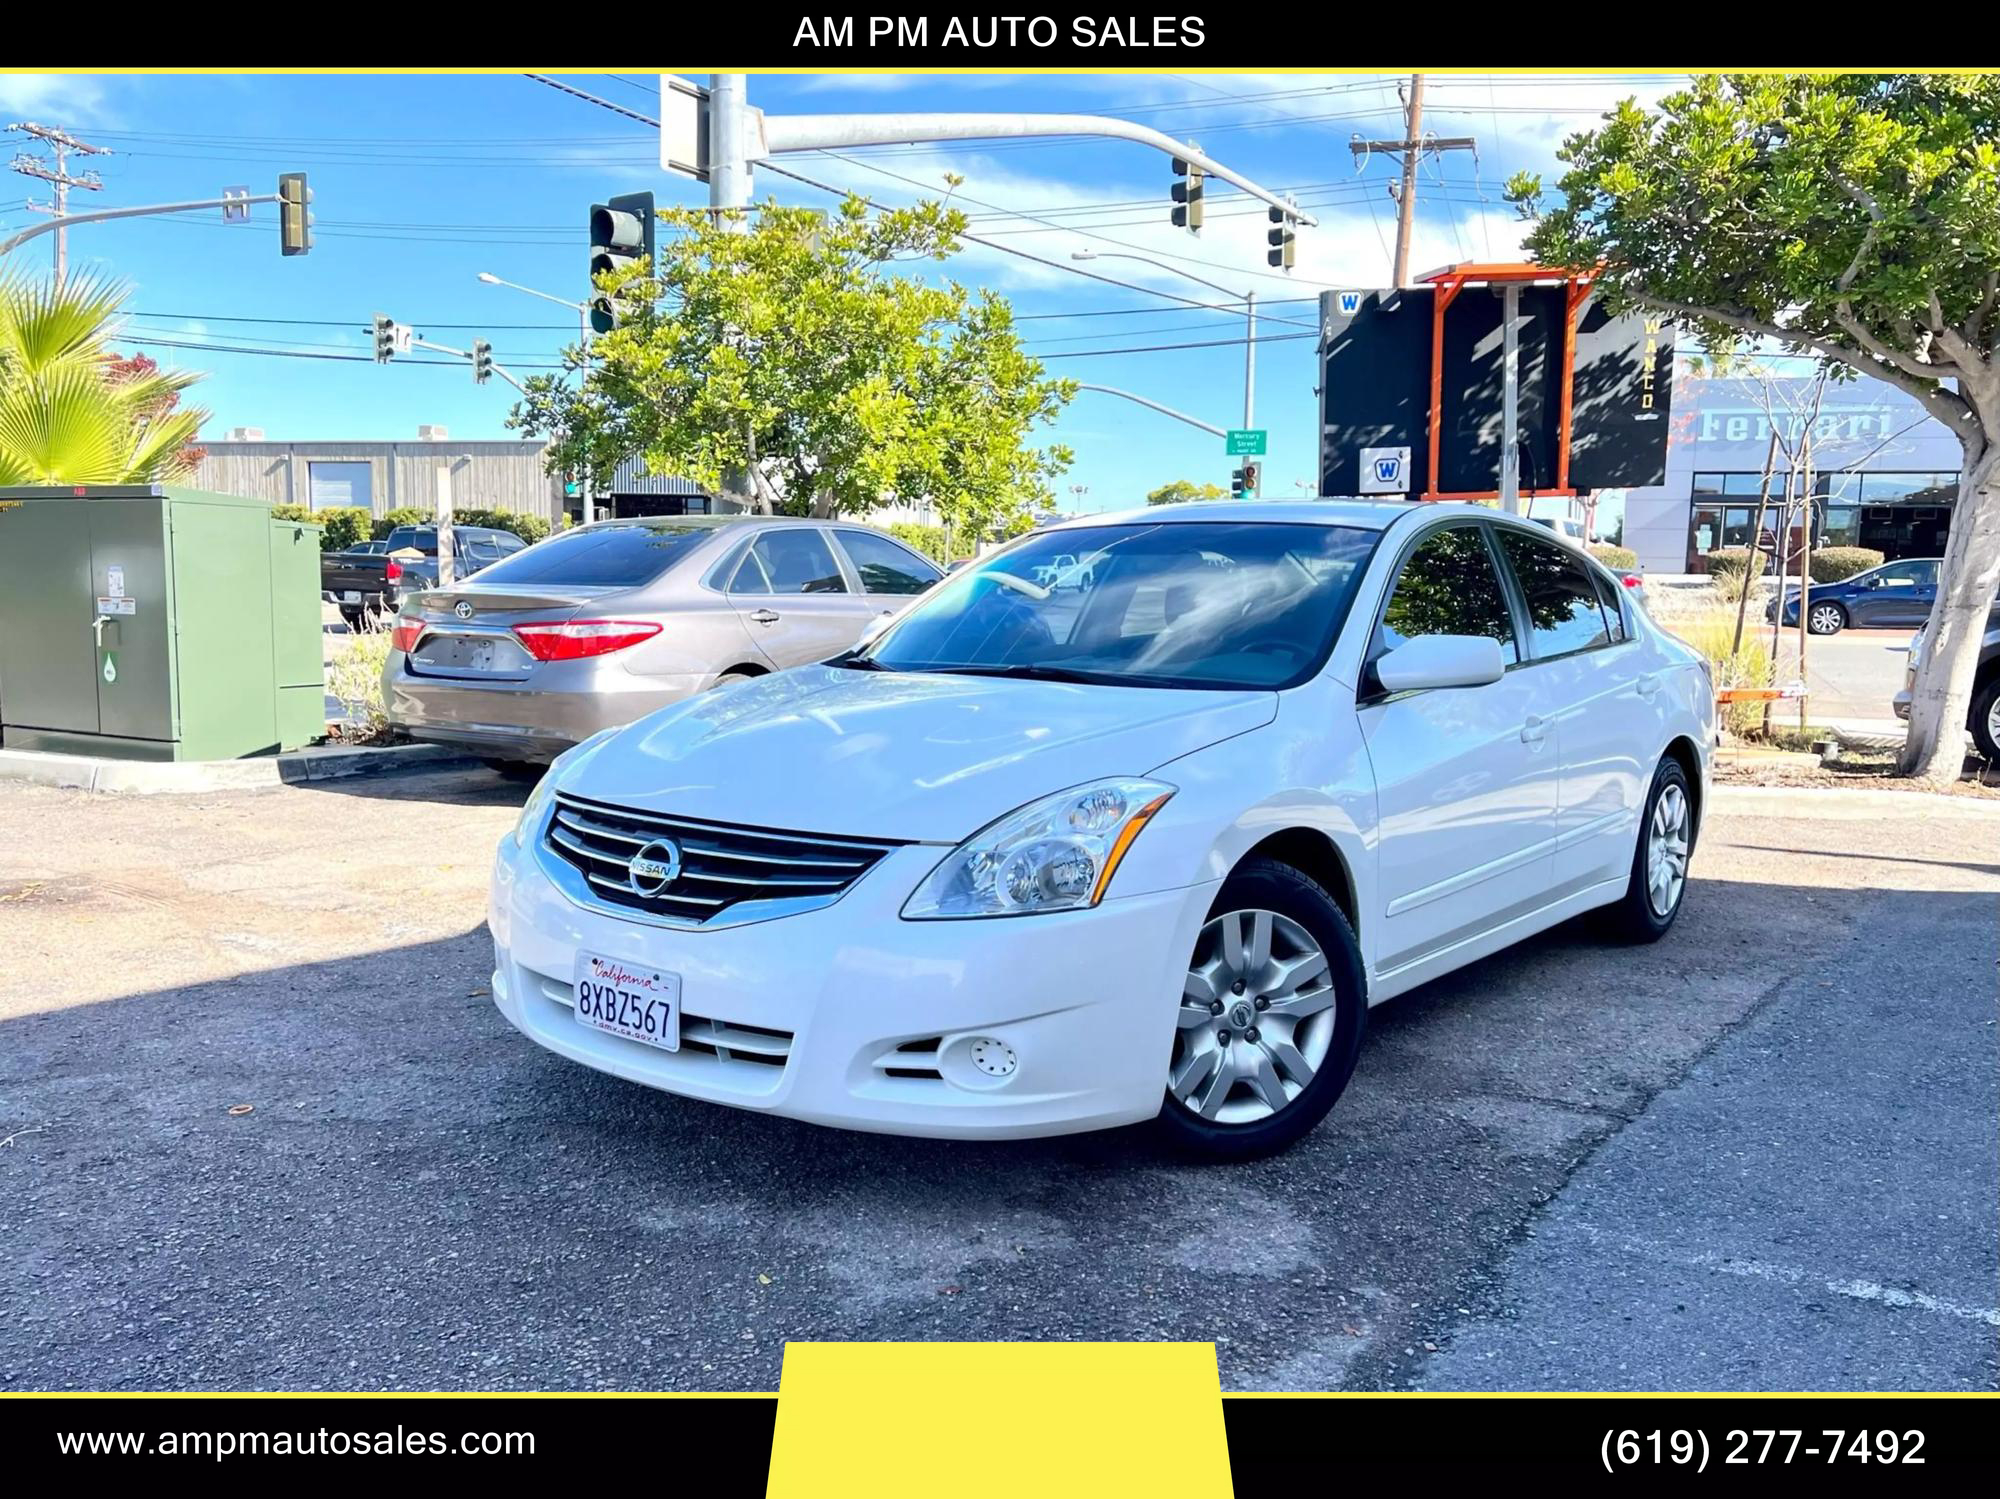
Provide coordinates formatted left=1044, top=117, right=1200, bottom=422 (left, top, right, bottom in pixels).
left=1348, top=77, right=1475, bottom=287
left=7, top=122, right=110, bottom=289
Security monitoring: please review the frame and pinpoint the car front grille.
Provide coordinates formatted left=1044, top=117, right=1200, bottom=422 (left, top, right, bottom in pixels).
left=543, top=792, right=904, bottom=927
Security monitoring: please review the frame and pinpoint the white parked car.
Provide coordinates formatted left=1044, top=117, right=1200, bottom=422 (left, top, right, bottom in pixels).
left=490, top=503, right=1714, bottom=1159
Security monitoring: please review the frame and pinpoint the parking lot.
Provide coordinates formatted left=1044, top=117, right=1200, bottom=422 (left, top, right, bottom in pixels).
left=1, top=767, right=1994, bottom=1392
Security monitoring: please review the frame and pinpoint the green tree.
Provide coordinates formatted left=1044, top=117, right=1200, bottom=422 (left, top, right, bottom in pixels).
left=1507, top=74, right=2000, bottom=784
left=1147, top=480, right=1229, bottom=506
left=0, top=271, right=208, bottom=486
left=510, top=196, right=1074, bottom=537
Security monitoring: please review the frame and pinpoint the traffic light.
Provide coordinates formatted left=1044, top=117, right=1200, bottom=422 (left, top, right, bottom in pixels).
left=1266, top=206, right=1295, bottom=270
left=1231, top=461, right=1262, bottom=498
left=588, top=191, right=656, bottom=334
left=278, top=171, right=313, bottom=256
left=471, top=339, right=493, bottom=385
left=1231, top=465, right=1247, bottom=498
left=1170, top=157, right=1204, bottom=233
left=371, top=313, right=395, bottom=364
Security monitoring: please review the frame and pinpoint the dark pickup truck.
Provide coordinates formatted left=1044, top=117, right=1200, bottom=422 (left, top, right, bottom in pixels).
left=321, top=524, right=527, bottom=628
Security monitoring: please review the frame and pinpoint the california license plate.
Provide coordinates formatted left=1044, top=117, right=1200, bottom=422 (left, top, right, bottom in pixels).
left=339, top=590, right=362, bottom=604
left=572, top=952, right=680, bottom=1052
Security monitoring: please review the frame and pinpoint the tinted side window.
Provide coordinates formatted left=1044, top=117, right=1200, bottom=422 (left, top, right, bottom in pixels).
left=1496, top=531, right=1612, bottom=659
left=1589, top=569, right=1628, bottom=643
left=730, top=529, right=848, bottom=595
left=834, top=530, right=942, bottom=595
left=1379, top=525, right=1518, bottom=664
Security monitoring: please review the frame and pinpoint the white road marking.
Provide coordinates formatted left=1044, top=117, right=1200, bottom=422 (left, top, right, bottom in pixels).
left=1568, top=1224, right=2000, bottom=1327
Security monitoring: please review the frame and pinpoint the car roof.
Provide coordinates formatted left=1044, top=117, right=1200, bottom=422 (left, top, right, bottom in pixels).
left=572, top=513, right=819, bottom=533
left=1047, top=499, right=1505, bottom=533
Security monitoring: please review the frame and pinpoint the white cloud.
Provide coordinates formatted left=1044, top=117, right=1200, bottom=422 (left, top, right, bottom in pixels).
left=0, top=72, right=117, bottom=127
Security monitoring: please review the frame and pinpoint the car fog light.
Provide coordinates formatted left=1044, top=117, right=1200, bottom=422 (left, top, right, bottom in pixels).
left=968, top=1038, right=1018, bottom=1078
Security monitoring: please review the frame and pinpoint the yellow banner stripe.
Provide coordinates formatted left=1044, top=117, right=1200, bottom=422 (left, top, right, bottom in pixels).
left=768, top=1342, right=1230, bottom=1497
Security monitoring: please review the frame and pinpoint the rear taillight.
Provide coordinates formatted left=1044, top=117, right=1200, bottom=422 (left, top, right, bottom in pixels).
left=384, top=557, right=403, bottom=582
left=389, top=616, right=426, bottom=653
left=511, top=619, right=663, bottom=662
left=1621, top=573, right=1643, bottom=589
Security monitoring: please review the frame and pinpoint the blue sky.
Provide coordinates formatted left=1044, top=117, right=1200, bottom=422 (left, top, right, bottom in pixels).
left=1, top=70, right=1677, bottom=514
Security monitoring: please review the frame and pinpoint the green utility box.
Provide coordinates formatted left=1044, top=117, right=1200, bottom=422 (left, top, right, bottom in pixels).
left=0, top=485, right=325, bottom=761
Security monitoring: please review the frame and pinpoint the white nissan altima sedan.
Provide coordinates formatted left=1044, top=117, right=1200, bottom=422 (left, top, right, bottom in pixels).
left=489, top=502, right=1714, bottom=1159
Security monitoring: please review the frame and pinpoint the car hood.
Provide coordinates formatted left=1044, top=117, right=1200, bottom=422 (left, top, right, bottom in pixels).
left=561, top=664, right=1276, bottom=843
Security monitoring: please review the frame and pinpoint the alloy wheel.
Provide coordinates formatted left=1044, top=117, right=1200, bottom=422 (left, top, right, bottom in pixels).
left=1171, top=909, right=1337, bottom=1125
left=1646, top=783, right=1691, bottom=917
left=1809, top=603, right=1844, bottom=635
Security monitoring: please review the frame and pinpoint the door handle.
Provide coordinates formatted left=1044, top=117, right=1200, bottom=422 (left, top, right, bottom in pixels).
left=92, top=615, right=109, bottom=646
left=750, top=609, right=780, bottom=625
left=1520, top=715, right=1549, bottom=745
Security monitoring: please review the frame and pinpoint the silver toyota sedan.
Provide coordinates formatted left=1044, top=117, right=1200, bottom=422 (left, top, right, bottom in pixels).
left=382, top=515, right=943, bottom=770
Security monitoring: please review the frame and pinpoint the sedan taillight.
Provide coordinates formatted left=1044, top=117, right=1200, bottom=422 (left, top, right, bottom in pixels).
left=1620, top=573, right=1644, bottom=590
left=512, top=619, right=663, bottom=662
left=389, top=616, right=426, bottom=653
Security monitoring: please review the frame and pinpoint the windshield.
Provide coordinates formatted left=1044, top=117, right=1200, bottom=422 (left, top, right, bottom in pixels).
left=471, top=521, right=718, bottom=589
left=853, top=521, right=1380, bottom=690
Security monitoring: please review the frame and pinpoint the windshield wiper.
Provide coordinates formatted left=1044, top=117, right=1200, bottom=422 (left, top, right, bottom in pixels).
left=825, top=650, right=891, bottom=671
left=913, top=662, right=1120, bottom=686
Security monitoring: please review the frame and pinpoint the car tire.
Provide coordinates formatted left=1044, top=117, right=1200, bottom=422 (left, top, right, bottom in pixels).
left=1807, top=601, right=1847, bottom=635
left=1971, top=677, right=2000, bottom=764
left=1155, top=857, right=1367, bottom=1162
left=1602, top=756, right=1695, bottom=943
left=339, top=607, right=364, bottom=632
left=711, top=672, right=756, bottom=690
left=481, top=758, right=544, bottom=782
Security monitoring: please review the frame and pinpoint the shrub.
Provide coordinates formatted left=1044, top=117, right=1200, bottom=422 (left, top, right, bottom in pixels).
left=315, top=506, right=373, bottom=553
left=1677, top=608, right=1776, bottom=737
left=1809, top=546, right=1885, bottom=583
left=373, top=506, right=431, bottom=539
left=455, top=507, right=551, bottom=544
left=1705, top=547, right=1767, bottom=582
left=886, top=522, right=951, bottom=563
left=1587, top=543, right=1638, bottom=571
left=326, top=628, right=394, bottom=742
left=270, top=502, right=314, bottom=526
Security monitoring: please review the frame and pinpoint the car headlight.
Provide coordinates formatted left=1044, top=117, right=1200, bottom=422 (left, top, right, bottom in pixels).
left=509, top=728, right=618, bottom=848
left=902, top=778, right=1176, bottom=920
left=511, top=771, right=559, bottom=849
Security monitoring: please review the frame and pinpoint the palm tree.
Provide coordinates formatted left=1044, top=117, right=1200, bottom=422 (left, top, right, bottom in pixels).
left=0, top=271, right=208, bottom=486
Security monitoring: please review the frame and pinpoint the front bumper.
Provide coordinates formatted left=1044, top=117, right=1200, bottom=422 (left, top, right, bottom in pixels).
left=488, top=831, right=1219, bottom=1140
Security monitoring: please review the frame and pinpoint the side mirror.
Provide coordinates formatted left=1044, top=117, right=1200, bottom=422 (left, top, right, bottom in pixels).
left=1373, top=634, right=1507, bottom=694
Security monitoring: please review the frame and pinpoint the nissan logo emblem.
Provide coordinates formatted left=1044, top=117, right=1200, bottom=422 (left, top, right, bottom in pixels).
left=626, top=838, right=683, bottom=896
left=454, top=600, right=474, bottom=619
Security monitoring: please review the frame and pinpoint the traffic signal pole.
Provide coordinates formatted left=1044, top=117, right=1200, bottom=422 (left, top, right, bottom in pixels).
left=696, top=75, right=1318, bottom=230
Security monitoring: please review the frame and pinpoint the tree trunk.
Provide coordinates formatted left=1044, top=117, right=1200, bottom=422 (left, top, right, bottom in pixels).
left=1899, top=441, right=2000, bottom=785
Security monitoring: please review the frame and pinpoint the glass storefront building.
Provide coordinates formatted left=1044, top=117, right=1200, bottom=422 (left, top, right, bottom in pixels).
left=1620, top=370, right=1962, bottom=575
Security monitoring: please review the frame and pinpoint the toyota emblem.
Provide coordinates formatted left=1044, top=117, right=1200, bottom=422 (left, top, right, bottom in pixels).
left=454, top=600, right=474, bottom=620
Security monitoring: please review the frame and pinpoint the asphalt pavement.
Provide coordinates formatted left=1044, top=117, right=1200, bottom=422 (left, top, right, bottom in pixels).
left=0, top=770, right=1992, bottom=1392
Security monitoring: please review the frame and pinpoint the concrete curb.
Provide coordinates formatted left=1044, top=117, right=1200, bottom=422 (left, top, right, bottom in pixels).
left=1712, top=783, right=2000, bottom=819
left=0, top=742, right=478, bottom=795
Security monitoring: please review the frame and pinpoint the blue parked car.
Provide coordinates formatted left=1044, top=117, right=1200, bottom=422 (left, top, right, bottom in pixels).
left=1767, top=557, right=1938, bottom=635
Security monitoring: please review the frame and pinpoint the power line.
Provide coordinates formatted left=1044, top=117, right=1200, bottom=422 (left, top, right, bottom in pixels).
left=1032, top=330, right=1321, bottom=360
left=134, top=310, right=574, bottom=330
left=110, top=333, right=566, bottom=369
